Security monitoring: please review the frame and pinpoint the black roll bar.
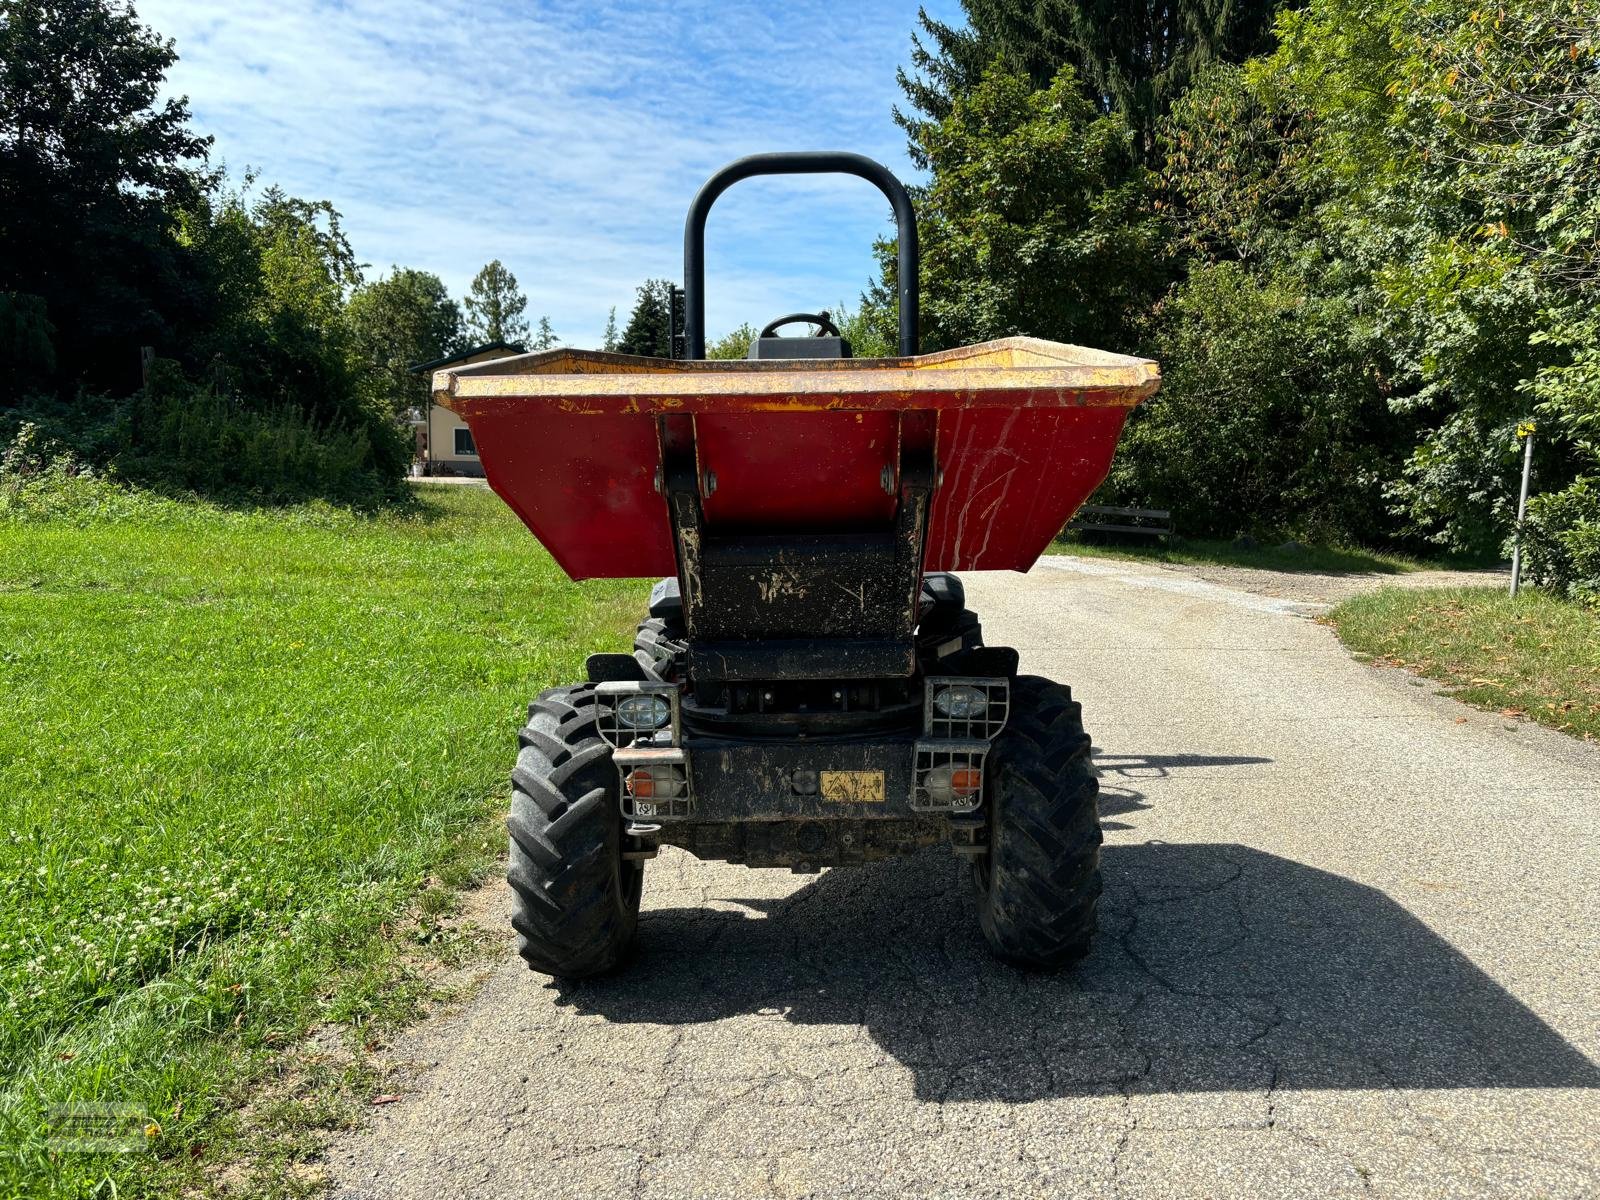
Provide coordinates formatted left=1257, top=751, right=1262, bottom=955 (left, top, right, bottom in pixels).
left=681, top=151, right=920, bottom=359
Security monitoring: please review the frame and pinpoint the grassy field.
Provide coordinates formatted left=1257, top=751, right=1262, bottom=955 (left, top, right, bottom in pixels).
left=1047, top=531, right=1428, bottom=575
left=0, top=483, right=641, bottom=1197
left=1330, top=587, right=1600, bottom=741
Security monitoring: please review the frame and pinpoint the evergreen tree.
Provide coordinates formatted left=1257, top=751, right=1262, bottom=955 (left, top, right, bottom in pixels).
left=904, top=64, right=1163, bottom=352
left=601, top=306, right=619, bottom=352
left=893, top=9, right=992, bottom=168
left=463, top=259, right=528, bottom=344
left=896, top=0, right=1282, bottom=160
left=532, top=315, right=558, bottom=350
left=616, top=280, right=674, bottom=357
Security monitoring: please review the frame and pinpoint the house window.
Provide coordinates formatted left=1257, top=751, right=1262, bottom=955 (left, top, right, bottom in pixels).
left=453, top=427, right=477, bottom=456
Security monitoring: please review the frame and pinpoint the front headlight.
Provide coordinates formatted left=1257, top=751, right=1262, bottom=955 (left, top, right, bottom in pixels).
left=933, top=684, right=988, bottom=720
left=617, top=693, right=671, bottom=729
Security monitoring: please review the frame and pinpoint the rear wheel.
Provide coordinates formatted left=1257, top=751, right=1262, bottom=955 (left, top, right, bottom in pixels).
left=506, top=684, right=643, bottom=978
left=971, top=675, right=1102, bottom=968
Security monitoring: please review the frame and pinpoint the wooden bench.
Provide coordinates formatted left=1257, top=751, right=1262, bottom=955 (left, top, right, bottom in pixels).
left=1067, top=504, right=1173, bottom=540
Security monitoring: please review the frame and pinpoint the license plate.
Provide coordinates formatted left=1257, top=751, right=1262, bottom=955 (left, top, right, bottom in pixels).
left=820, top=770, right=885, bottom=803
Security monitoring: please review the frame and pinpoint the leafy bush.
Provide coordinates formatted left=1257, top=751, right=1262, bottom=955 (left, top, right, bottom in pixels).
left=0, top=422, right=171, bottom=525
left=706, top=323, right=756, bottom=360
left=1105, top=262, right=1394, bottom=542
left=835, top=302, right=897, bottom=358
left=117, top=362, right=407, bottom=506
left=1521, top=479, right=1600, bottom=606
left=1265, top=0, right=1599, bottom=557
left=1385, top=411, right=1525, bottom=557
left=2, top=365, right=409, bottom=517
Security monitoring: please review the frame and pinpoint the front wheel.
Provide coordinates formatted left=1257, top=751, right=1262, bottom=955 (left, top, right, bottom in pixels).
left=971, top=675, right=1102, bottom=968
left=506, top=685, right=643, bottom=978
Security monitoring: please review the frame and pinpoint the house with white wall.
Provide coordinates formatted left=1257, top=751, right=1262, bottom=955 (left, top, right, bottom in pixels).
left=408, top=340, right=525, bottom=476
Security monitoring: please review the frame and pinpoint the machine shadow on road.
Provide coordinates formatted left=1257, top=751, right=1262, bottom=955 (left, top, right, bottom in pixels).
left=1088, top=750, right=1272, bottom=829
left=554, top=839, right=1600, bottom=1103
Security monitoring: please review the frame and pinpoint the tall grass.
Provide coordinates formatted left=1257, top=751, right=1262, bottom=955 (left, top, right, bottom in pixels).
left=122, top=373, right=407, bottom=506
left=4, top=360, right=410, bottom=512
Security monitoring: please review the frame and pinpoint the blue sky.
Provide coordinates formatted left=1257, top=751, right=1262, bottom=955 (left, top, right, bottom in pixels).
left=139, top=0, right=965, bottom=348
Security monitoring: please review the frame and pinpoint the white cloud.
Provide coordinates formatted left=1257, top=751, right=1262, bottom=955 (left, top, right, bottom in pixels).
left=139, top=0, right=964, bottom=347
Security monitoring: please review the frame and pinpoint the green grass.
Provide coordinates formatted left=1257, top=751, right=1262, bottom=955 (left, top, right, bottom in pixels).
left=1330, top=586, right=1600, bottom=742
left=0, top=484, right=641, bottom=1197
left=1047, top=531, right=1429, bottom=575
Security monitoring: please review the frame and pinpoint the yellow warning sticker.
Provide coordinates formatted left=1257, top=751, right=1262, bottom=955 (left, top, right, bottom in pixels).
left=820, top=770, right=886, bottom=803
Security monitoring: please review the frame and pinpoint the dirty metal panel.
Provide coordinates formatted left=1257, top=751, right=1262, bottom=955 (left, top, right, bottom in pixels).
left=690, top=638, right=916, bottom=682
left=694, top=532, right=906, bottom=640
left=682, top=737, right=915, bottom=822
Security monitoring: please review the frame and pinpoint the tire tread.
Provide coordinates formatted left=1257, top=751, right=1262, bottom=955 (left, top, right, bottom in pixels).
left=506, top=684, right=642, bottom=978
left=973, top=674, right=1102, bottom=968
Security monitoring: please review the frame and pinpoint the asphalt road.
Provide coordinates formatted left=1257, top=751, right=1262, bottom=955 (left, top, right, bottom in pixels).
left=325, top=557, right=1600, bottom=1199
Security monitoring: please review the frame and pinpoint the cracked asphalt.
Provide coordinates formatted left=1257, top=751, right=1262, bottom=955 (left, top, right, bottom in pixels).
left=325, top=557, right=1600, bottom=1199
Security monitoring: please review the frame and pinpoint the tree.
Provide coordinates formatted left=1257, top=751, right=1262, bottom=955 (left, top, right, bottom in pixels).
left=1398, top=0, right=1598, bottom=582
left=896, top=0, right=1282, bottom=161
left=1267, top=0, right=1599, bottom=556
left=124, top=181, right=410, bottom=497
left=0, top=0, right=212, bottom=393
left=616, top=279, right=675, bottom=357
left=463, top=259, right=528, bottom=344
left=532, top=315, right=558, bottom=351
left=901, top=63, right=1164, bottom=351
left=169, top=185, right=381, bottom=429
left=601, top=307, right=619, bottom=352
left=893, top=8, right=992, bottom=167
left=0, top=293, right=56, bottom=394
left=706, top=323, right=756, bottom=360
left=0, top=1, right=411, bottom=500
left=1157, top=64, right=1315, bottom=269
left=346, top=268, right=463, bottom=419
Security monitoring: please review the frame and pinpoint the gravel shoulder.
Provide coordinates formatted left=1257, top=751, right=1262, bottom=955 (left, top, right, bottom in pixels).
left=1047, top=553, right=1508, bottom=608
left=321, top=559, right=1598, bottom=1200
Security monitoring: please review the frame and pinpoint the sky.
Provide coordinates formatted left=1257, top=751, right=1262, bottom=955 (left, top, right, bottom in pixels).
left=139, top=0, right=966, bottom=349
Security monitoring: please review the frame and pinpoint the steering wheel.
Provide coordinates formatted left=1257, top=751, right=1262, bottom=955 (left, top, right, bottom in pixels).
left=759, top=311, right=843, bottom=339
